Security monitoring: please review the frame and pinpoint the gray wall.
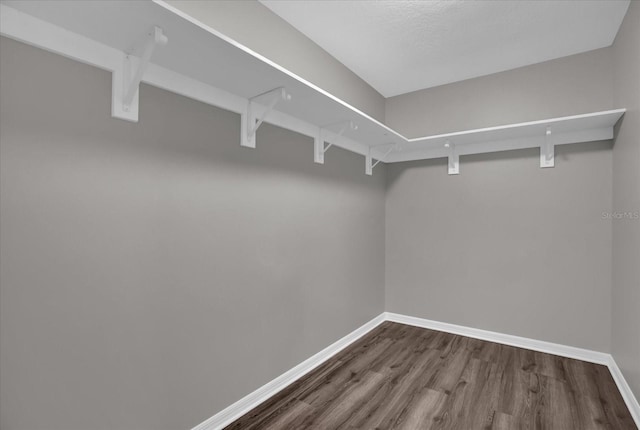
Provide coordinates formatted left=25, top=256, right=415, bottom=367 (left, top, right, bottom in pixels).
left=165, top=0, right=386, bottom=123
left=385, top=47, right=613, bottom=137
left=612, top=0, right=640, bottom=400
left=386, top=144, right=613, bottom=352
left=385, top=48, right=615, bottom=352
left=0, top=37, right=386, bottom=430
left=1, top=4, right=638, bottom=429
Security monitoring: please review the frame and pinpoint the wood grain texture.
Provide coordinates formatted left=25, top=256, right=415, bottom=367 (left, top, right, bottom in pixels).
left=225, top=322, right=637, bottom=429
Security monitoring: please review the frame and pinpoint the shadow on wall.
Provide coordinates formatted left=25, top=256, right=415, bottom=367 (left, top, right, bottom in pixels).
left=386, top=140, right=613, bottom=188
left=133, top=84, right=385, bottom=189
left=612, top=114, right=626, bottom=145
left=0, top=36, right=384, bottom=192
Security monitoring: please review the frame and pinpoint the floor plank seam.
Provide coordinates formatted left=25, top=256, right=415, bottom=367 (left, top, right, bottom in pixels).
left=191, top=314, right=640, bottom=430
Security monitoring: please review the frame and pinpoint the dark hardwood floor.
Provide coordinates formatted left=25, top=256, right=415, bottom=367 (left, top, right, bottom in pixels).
left=225, top=322, right=637, bottom=429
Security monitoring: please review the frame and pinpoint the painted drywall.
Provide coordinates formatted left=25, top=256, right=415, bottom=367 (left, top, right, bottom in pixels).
left=0, top=37, right=386, bottom=430
left=612, top=0, right=640, bottom=400
left=385, top=47, right=614, bottom=137
left=164, top=0, right=386, bottom=123
left=385, top=144, right=613, bottom=352
left=384, top=48, right=615, bottom=352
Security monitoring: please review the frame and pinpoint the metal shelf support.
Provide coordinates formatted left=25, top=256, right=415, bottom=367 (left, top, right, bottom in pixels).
left=315, top=120, right=358, bottom=164
left=541, top=127, right=555, bottom=168
left=112, top=26, right=168, bottom=122
left=241, top=87, right=292, bottom=148
left=445, top=141, right=459, bottom=175
left=366, top=143, right=399, bottom=175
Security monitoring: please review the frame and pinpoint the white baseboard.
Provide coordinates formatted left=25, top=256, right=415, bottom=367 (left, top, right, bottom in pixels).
left=607, top=356, right=640, bottom=425
left=191, top=313, right=386, bottom=430
left=383, top=312, right=611, bottom=365
left=192, top=312, right=640, bottom=429
left=384, top=312, right=639, bottom=427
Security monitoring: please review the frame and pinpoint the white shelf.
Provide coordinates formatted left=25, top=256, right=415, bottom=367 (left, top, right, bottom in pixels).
left=0, top=1, right=625, bottom=175
left=388, top=109, right=626, bottom=163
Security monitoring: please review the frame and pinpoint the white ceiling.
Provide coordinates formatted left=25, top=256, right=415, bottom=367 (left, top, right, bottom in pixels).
left=259, top=0, right=630, bottom=98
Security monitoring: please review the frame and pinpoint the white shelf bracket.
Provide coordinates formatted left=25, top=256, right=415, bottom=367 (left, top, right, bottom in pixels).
left=366, top=147, right=373, bottom=176
left=112, top=26, right=168, bottom=122
left=365, top=143, right=399, bottom=175
left=315, top=120, right=357, bottom=164
left=241, top=87, right=292, bottom=148
left=314, top=128, right=324, bottom=164
left=445, top=141, right=459, bottom=175
left=540, top=127, right=555, bottom=168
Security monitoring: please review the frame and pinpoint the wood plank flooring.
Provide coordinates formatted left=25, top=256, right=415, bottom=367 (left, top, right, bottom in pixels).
left=225, top=322, right=637, bottom=429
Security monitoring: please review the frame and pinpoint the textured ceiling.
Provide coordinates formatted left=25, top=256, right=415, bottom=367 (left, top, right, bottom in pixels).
left=259, top=0, right=630, bottom=97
